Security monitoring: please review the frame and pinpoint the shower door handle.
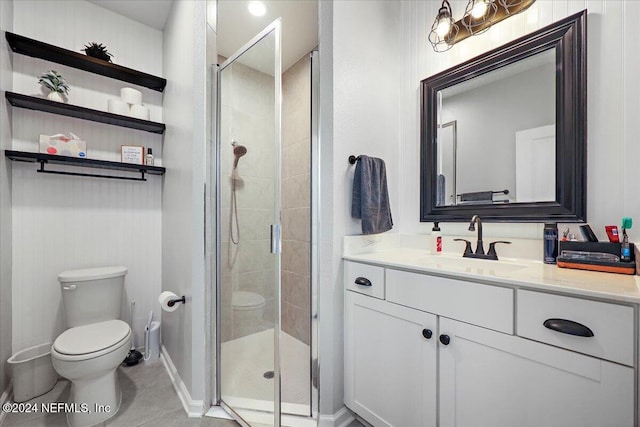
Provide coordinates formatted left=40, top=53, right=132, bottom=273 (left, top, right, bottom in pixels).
left=270, top=224, right=281, bottom=254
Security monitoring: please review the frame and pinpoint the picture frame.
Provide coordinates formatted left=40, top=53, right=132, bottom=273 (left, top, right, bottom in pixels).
left=121, top=145, right=144, bottom=165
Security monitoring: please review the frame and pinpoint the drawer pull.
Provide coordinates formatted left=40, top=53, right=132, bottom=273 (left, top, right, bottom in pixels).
left=439, top=334, right=451, bottom=345
left=422, top=329, right=433, bottom=339
left=354, top=277, right=372, bottom=287
left=543, top=318, right=594, bottom=337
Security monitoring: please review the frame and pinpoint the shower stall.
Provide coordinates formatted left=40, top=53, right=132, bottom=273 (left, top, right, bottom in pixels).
left=213, top=19, right=319, bottom=426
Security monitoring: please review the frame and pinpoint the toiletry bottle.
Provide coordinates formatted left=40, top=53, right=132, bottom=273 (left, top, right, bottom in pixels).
left=621, top=217, right=633, bottom=262
left=621, top=233, right=630, bottom=262
left=543, top=223, right=558, bottom=264
left=432, top=222, right=442, bottom=255
left=146, top=148, right=154, bottom=166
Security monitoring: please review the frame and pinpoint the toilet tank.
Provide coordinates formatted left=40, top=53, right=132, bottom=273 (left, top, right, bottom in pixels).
left=58, top=266, right=127, bottom=328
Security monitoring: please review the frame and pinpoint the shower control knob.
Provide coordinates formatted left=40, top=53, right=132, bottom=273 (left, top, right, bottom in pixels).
left=422, top=329, right=433, bottom=339
left=439, top=334, right=451, bottom=345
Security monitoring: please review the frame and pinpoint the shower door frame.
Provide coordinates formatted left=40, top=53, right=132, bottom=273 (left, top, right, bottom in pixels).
left=214, top=19, right=283, bottom=426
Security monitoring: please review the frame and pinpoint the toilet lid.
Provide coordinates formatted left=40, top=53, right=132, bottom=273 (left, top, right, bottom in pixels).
left=53, top=320, right=130, bottom=355
left=232, top=291, right=266, bottom=308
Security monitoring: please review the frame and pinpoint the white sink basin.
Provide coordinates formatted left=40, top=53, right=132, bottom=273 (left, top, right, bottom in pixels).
left=418, top=255, right=528, bottom=275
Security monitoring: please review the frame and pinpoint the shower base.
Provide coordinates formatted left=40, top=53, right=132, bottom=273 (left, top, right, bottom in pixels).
left=221, top=328, right=311, bottom=417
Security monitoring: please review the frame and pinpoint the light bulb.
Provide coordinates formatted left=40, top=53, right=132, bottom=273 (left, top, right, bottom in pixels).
left=248, top=1, right=266, bottom=17
left=435, top=18, right=452, bottom=38
left=470, top=0, right=489, bottom=18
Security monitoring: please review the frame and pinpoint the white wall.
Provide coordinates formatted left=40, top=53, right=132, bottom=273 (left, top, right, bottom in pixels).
left=400, top=0, right=640, bottom=242
left=10, top=0, right=163, bottom=353
left=0, top=0, right=13, bottom=397
left=162, top=0, right=207, bottom=407
left=318, top=0, right=402, bottom=417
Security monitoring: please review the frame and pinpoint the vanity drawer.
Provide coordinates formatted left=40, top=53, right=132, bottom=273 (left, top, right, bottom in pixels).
left=517, top=290, right=635, bottom=366
left=386, top=269, right=514, bottom=334
left=345, top=261, right=385, bottom=299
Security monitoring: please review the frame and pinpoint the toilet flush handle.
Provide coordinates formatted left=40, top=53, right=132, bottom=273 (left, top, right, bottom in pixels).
left=63, top=284, right=77, bottom=291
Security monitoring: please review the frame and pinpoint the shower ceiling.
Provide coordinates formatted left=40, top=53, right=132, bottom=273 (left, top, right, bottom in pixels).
left=218, top=0, right=318, bottom=72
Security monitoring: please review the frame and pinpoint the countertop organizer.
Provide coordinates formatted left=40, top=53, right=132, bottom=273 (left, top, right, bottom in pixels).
left=557, top=241, right=636, bottom=275
left=4, top=31, right=166, bottom=181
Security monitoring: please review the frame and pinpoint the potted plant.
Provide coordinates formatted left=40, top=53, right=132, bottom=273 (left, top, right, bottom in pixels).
left=38, top=70, right=69, bottom=102
left=82, top=42, right=113, bottom=62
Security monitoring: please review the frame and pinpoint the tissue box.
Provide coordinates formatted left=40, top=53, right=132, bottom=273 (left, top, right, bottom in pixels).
left=39, top=134, right=86, bottom=158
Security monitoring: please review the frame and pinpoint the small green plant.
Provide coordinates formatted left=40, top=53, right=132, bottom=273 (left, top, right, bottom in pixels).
left=82, top=42, right=113, bottom=62
left=38, top=70, right=70, bottom=95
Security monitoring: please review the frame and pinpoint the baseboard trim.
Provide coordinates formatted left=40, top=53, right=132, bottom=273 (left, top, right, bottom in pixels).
left=160, top=345, right=205, bottom=418
left=0, top=382, right=13, bottom=425
left=318, top=406, right=355, bottom=427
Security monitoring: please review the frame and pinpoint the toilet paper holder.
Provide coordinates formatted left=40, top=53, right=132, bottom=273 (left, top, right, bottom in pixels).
left=167, top=296, right=186, bottom=307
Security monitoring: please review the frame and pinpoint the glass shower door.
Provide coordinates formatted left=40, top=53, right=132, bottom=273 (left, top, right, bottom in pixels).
left=217, top=20, right=282, bottom=426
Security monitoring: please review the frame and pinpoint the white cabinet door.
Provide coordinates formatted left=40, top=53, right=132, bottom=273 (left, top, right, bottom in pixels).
left=439, top=317, right=634, bottom=427
left=345, top=291, right=437, bottom=427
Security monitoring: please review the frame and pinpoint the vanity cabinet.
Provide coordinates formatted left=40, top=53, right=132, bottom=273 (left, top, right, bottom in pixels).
left=439, top=317, right=633, bottom=427
left=344, top=291, right=437, bottom=427
left=344, top=261, right=636, bottom=427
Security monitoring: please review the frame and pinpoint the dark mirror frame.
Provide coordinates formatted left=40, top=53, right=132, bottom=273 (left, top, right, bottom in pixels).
left=420, top=10, right=586, bottom=223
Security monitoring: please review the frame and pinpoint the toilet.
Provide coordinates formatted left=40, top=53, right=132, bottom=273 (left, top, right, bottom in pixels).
left=51, top=266, right=132, bottom=427
left=232, top=291, right=266, bottom=337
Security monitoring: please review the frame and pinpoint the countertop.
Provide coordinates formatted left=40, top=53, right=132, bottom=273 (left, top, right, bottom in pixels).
left=343, top=244, right=640, bottom=304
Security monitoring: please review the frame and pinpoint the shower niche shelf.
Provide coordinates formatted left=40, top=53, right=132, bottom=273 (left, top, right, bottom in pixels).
left=5, top=31, right=167, bottom=92
left=5, top=150, right=165, bottom=182
left=5, top=92, right=166, bottom=134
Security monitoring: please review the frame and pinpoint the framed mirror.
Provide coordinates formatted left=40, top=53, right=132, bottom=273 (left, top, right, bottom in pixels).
left=420, top=10, right=586, bottom=222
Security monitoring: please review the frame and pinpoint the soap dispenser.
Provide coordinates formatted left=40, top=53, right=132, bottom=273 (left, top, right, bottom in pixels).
left=432, top=222, right=442, bottom=255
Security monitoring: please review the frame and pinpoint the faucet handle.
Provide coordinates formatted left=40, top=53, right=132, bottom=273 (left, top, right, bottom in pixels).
left=454, top=238, right=473, bottom=256
left=487, top=241, right=512, bottom=259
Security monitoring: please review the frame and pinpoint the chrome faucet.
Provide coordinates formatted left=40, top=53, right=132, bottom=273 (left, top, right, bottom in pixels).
left=453, top=215, right=511, bottom=260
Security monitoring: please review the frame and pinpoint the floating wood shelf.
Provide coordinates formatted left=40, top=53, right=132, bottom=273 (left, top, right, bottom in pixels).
left=5, top=150, right=165, bottom=182
left=5, top=92, right=166, bottom=134
left=6, top=32, right=166, bottom=92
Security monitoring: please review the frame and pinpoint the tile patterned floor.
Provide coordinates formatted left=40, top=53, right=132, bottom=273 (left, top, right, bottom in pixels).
left=2, top=361, right=239, bottom=427
left=1, top=359, right=365, bottom=427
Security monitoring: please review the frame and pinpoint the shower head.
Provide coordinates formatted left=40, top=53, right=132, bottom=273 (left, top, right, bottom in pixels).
left=232, top=141, right=247, bottom=169
left=234, top=144, right=247, bottom=158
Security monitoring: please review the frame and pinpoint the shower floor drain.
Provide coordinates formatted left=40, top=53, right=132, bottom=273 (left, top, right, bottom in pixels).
left=263, top=370, right=275, bottom=379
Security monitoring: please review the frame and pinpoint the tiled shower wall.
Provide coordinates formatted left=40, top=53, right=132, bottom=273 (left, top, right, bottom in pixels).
left=281, top=55, right=311, bottom=345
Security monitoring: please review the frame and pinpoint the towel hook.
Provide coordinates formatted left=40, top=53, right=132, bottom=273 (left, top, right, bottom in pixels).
left=348, top=155, right=360, bottom=165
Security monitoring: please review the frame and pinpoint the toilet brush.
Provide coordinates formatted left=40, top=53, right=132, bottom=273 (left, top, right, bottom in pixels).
left=123, top=300, right=143, bottom=366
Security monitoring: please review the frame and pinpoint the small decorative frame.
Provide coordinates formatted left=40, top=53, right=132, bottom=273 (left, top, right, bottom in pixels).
left=121, top=145, right=145, bottom=165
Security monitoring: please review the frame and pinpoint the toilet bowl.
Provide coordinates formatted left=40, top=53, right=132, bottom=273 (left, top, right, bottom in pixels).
left=51, top=320, right=131, bottom=426
left=232, top=291, right=266, bottom=337
left=51, top=266, right=130, bottom=427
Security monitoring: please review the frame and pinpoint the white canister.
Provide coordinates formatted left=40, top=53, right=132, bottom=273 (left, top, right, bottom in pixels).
left=130, top=104, right=150, bottom=120
left=120, top=87, right=142, bottom=105
left=107, top=98, right=130, bottom=116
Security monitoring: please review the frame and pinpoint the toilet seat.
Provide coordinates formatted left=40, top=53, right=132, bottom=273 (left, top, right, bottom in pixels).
left=52, top=320, right=131, bottom=361
left=232, top=291, right=266, bottom=311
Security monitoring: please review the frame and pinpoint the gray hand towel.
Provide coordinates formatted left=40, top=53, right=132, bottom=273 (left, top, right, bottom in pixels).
left=351, top=155, right=393, bottom=234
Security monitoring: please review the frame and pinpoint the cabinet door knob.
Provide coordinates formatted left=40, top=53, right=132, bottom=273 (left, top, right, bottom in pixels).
left=543, top=318, right=594, bottom=337
left=439, top=334, right=451, bottom=345
left=422, top=329, right=433, bottom=339
left=354, top=277, right=372, bottom=287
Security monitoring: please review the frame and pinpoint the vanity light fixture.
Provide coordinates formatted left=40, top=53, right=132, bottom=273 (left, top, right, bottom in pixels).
left=428, top=0, right=536, bottom=52
left=499, top=0, right=534, bottom=15
left=428, top=0, right=460, bottom=52
left=462, top=0, right=498, bottom=35
left=248, top=1, right=267, bottom=17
